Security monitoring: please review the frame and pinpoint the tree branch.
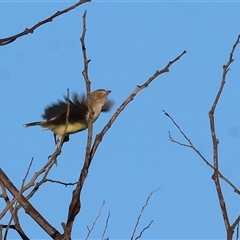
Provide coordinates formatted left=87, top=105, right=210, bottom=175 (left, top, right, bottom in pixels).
left=85, top=201, right=105, bottom=240
left=90, top=50, right=187, bottom=160
left=0, top=168, right=63, bottom=240
left=0, top=0, right=91, bottom=46
left=130, top=187, right=160, bottom=240
left=209, top=35, right=240, bottom=238
left=101, top=212, right=110, bottom=240
left=163, top=110, right=240, bottom=195
left=66, top=11, right=93, bottom=233
left=66, top=11, right=186, bottom=236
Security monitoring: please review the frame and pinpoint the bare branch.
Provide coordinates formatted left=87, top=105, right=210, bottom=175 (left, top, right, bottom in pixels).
left=130, top=187, right=160, bottom=240
left=210, top=34, right=240, bottom=114
left=66, top=49, right=186, bottom=229
left=232, top=215, right=240, bottom=236
left=65, top=11, right=186, bottom=234
left=66, top=11, right=92, bottom=233
left=2, top=224, right=30, bottom=240
left=80, top=10, right=91, bottom=94
left=90, top=50, right=187, bottom=160
left=163, top=110, right=240, bottom=195
left=135, top=220, right=153, bottom=240
left=85, top=201, right=105, bottom=240
left=209, top=35, right=240, bottom=236
left=164, top=35, right=240, bottom=240
left=1, top=173, right=28, bottom=240
left=0, top=0, right=91, bottom=46
left=0, top=168, right=63, bottom=239
left=101, top=212, right=110, bottom=240
left=46, top=179, right=77, bottom=186
left=21, top=157, right=34, bottom=188
left=236, top=221, right=239, bottom=240
left=19, top=88, right=71, bottom=202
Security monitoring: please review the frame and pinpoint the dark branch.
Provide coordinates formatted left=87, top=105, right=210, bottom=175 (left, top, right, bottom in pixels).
left=130, top=187, right=160, bottom=240
left=0, top=0, right=91, bottom=46
left=101, top=212, right=110, bottom=240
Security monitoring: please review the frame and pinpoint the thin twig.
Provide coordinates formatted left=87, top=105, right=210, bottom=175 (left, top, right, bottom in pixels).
left=210, top=34, right=240, bottom=114
left=66, top=49, right=186, bottom=228
left=59, top=88, right=71, bottom=148
left=21, top=157, right=34, bottom=188
left=0, top=0, right=91, bottom=46
left=232, top=215, right=240, bottom=236
left=46, top=179, right=77, bottom=186
left=0, top=88, right=72, bottom=225
left=3, top=203, right=27, bottom=240
left=163, top=110, right=240, bottom=195
left=101, top=212, right=110, bottom=240
left=85, top=201, right=105, bottom=240
left=66, top=12, right=186, bottom=233
left=0, top=168, right=62, bottom=239
left=135, top=221, right=153, bottom=240
left=164, top=35, right=240, bottom=240
left=80, top=10, right=91, bottom=94
left=25, top=88, right=71, bottom=199
left=90, top=50, right=187, bottom=160
left=130, top=187, right=160, bottom=240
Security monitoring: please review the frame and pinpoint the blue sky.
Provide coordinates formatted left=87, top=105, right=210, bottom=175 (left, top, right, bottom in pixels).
left=1, top=1, right=240, bottom=239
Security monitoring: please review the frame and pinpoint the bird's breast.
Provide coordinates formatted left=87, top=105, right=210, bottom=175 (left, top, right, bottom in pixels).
left=86, top=105, right=102, bottom=121
left=47, top=122, right=88, bottom=136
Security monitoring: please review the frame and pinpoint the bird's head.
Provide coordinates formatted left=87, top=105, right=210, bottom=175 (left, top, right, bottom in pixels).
left=88, top=89, right=111, bottom=106
left=85, top=89, right=112, bottom=119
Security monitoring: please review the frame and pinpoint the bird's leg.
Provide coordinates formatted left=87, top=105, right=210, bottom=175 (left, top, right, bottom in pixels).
left=53, top=133, right=57, bottom=145
left=63, top=134, right=70, bottom=143
left=48, top=134, right=69, bottom=162
left=47, top=134, right=59, bottom=163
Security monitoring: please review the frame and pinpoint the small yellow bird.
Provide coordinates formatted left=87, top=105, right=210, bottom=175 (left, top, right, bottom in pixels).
left=24, top=89, right=113, bottom=143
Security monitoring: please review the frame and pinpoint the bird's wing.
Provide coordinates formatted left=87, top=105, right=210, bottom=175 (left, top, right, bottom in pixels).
left=42, top=93, right=88, bottom=120
left=101, top=99, right=114, bottom=112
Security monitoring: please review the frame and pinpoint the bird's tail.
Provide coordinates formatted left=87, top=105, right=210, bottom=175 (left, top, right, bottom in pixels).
left=24, top=121, right=44, bottom=127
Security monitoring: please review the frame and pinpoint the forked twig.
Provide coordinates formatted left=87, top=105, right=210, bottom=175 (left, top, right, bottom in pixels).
left=163, top=109, right=240, bottom=195
left=208, top=35, right=240, bottom=239
left=2, top=158, right=34, bottom=240
left=135, top=221, right=153, bottom=240
left=85, top=201, right=105, bottom=240
left=130, top=187, right=160, bottom=240
left=164, top=34, right=240, bottom=240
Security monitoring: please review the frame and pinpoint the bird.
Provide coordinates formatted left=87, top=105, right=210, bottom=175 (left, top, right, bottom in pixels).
left=24, top=89, right=113, bottom=143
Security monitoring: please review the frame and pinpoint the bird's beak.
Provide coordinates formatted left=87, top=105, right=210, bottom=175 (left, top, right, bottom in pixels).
left=106, top=90, right=111, bottom=95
